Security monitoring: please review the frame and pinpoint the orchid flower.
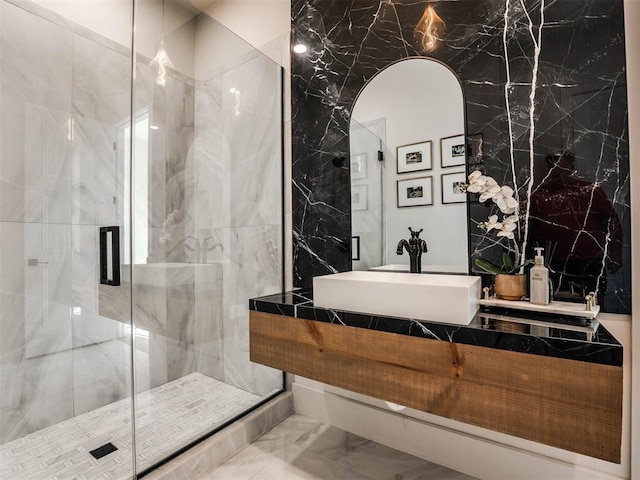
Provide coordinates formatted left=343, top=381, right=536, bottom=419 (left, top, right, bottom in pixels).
left=468, top=170, right=532, bottom=275
left=483, top=214, right=501, bottom=231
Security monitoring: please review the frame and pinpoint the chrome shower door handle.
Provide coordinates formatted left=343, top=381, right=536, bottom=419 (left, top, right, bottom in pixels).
left=100, top=226, right=121, bottom=286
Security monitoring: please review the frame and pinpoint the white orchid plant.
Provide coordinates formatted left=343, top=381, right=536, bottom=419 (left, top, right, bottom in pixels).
left=467, top=170, right=532, bottom=275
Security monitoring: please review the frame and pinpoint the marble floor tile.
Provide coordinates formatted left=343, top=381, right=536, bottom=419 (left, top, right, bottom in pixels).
left=0, top=372, right=261, bottom=480
left=201, top=414, right=477, bottom=480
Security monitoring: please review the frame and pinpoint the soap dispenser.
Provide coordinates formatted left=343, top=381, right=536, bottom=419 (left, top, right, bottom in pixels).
left=530, top=247, right=550, bottom=305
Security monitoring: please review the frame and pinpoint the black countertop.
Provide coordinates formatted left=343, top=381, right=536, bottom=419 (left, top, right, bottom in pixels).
left=250, top=289, right=623, bottom=367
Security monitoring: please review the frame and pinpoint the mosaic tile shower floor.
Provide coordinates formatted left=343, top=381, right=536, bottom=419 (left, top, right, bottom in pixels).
left=0, top=373, right=260, bottom=480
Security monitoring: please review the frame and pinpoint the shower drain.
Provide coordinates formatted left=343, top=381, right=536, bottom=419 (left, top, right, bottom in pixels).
left=89, top=442, right=118, bottom=460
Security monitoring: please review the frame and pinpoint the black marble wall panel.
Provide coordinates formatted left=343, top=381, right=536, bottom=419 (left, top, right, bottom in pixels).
left=291, top=0, right=631, bottom=313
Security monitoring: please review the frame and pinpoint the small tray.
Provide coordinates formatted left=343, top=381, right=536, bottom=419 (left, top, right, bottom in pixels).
left=478, top=297, right=600, bottom=319
left=477, top=311, right=600, bottom=336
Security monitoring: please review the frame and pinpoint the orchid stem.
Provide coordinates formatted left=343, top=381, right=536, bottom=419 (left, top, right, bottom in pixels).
left=514, top=238, right=522, bottom=274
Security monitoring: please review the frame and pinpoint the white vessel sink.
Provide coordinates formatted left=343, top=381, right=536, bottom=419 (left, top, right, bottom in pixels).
left=313, top=271, right=481, bottom=325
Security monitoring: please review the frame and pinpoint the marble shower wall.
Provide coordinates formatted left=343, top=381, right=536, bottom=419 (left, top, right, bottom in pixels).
left=0, top=0, right=283, bottom=446
left=0, top=0, right=132, bottom=444
left=191, top=50, right=284, bottom=396
left=103, top=19, right=284, bottom=395
left=291, top=0, right=631, bottom=313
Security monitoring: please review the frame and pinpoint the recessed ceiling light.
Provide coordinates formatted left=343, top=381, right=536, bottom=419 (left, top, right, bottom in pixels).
left=293, top=43, right=308, bottom=54
left=150, top=125, right=159, bottom=130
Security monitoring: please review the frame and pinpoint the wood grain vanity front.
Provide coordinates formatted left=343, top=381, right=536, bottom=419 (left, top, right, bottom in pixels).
left=249, top=311, right=622, bottom=463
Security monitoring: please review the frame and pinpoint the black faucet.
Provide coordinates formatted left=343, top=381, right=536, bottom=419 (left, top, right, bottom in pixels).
left=396, top=227, right=428, bottom=273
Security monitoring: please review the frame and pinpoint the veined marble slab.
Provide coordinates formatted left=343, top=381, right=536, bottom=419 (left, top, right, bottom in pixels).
left=290, top=0, right=631, bottom=314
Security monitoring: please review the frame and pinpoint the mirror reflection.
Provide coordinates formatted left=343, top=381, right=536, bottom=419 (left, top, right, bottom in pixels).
left=350, top=57, right=468, bottom=274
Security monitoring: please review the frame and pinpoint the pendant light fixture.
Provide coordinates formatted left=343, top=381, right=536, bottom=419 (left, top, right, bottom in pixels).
left=414, top=5, right=445, bottom=53
left=150, top=0, right=174, bottom=86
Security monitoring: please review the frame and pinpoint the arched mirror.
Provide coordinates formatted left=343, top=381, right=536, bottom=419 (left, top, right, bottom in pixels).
left=350, top=57, right=468, bottom=274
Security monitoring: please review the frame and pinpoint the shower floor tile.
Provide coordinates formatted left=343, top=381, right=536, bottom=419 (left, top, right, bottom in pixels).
left=0, top=373, right=260, bottom=480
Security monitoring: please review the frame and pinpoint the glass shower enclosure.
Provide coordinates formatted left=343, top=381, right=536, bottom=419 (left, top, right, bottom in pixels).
left=0, top=0, right=284, bottom=478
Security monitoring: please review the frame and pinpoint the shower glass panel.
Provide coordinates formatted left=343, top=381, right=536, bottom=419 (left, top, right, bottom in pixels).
left=0, top=0, right=284, bottom=478
left=130, top=0, right=284, bottom=474
left=350, top=119, right=385, bottom=270
left=0, top=0, right=136, bottom=478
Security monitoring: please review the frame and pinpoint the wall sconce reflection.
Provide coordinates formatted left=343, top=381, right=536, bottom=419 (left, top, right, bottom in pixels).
left=230, top=87, right=241, bottom=116
left=414, top=5, right=445, bottom=53
left=150, top=40, right=174, bottom=86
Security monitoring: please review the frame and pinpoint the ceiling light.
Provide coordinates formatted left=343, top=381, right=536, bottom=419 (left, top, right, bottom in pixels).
left=293, top=43, right=308, bottom=54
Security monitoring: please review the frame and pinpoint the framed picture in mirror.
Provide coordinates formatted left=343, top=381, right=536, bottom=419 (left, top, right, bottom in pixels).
left=441, top=171, right=467, bottom=204
left=352, top=184, right=368, bottom=211
left=351, top=153, right=367, bottom=180
left=397, top=140, right=432, bottom=173
left=440, top=134, right=466, bottom=167
left=397, top=176, right=433, bottom=208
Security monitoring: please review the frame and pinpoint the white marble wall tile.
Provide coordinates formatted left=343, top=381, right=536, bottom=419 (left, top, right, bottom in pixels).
left=22, top=222, right=72, bottom=359
left=133, top=282, right=169, bottom=333
left=23, top=222, right=70, bottom=289
left=145, top=67, right=195, bottom=232
left=0, top=347, right=74, bottom=445
left=1, top=3, right=72, bottom=224
left=71, top=338, right=131, bottom=415
left=128, top=263, right=201, bottom=388
left=72, top=34, right=131, bottom=126
left=70, top=225, right=101, bottom=347
left=221, top=225, right=282, bottom=395
left=193, top=78, right=225, bottom=230
left=164, top=78, right=195, bottom=184
left=71, top=34, right=130, bottom=227
left=1, top=3, right=72, bottom=111
left=0, top=221, right=26, bottom=299
left=69, top=33, right=128, bottom=325
left=194, top=254, right=225, bottom=380
left=191, top=53, right=284, bottom=396
left=164, top=285, right=198, bottom=382
left=136, top=66, right=169, bottom=232
left=221, top=56, right=282, bottom=229
left=69, top=116, right=109, bottom=225
left=222, top=55, right=281, bottom=120
left=145, top=331, right=170, bottom=390
left=23, top=103, right=73, bottom=225
left=97, top=280, right=132, bottom=330
left=71, top=309, right=119, bottom=351
left=2, top=102, right=72, bottom=225
left=0, top=292, right=24, bottom=360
